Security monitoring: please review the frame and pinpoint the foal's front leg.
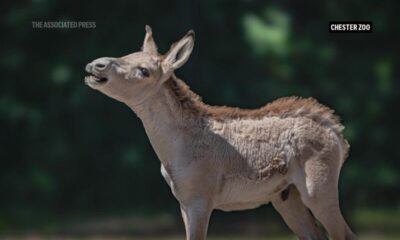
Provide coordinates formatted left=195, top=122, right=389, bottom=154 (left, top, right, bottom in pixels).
left=180, top=199, right=213, bottom=240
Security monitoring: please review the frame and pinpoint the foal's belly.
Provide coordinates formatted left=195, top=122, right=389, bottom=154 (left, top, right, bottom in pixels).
left=214, top=175, right=289, bottom=211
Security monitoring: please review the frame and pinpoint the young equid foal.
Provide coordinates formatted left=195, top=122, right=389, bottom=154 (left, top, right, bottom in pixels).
left=85, top=26, right=356, bottom=240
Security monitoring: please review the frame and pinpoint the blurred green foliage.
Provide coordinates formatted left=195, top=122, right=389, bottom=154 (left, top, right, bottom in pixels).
left=0, top=0, right=399, bottom=232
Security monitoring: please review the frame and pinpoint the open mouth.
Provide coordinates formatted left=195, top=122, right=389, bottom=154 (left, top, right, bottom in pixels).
left=85, top=73, right=108, bottom=85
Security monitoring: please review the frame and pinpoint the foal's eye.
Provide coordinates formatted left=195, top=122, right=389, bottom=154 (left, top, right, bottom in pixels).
left=139, top=67, right=150, bottom=77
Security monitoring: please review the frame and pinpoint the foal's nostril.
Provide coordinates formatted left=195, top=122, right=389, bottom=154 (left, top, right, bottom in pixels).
left=92, top=58, right=111, bottom=71
left=95, top=63, right=106, bottom=69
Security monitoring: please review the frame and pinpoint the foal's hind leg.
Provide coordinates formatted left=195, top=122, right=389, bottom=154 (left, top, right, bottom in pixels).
left=272, top=184, right=327, bottom=240
left=296, top=152, right=357, bottom=240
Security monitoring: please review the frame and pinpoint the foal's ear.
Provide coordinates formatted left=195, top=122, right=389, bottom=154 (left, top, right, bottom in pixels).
left=162, top=30, right=195, bottom=74
left=142, top=25, right=158, bottom=55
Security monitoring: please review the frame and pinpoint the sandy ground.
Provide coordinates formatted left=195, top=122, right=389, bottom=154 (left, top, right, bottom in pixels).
left=1, top=234, right=400, bottom=240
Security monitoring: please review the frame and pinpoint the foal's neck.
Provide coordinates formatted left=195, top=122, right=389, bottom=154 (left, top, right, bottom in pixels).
left=126, top=78, right=202, bottom=168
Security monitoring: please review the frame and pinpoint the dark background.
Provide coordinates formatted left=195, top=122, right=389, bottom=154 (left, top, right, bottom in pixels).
left=1, top=0, right=399, bottom=238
